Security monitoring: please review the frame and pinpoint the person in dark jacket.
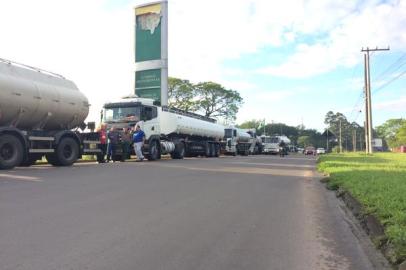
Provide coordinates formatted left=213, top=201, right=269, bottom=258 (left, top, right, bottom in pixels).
left=121, top=127, right=132, bottom=161
left=107, top=127, right=120, bottom=162
left=279, top=140, right=286, bottom=157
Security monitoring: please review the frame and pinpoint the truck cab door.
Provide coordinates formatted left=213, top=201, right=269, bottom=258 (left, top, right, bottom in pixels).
left=140, top=106, right=159, bottom=139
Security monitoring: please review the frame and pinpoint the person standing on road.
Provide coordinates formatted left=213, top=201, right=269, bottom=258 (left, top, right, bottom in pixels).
left=96, top=123, right=108, bottom=163
left=132, top=125, right=145, bottom=161
left=121, top=127, right=132, bottom=161
left=107, top=127, right=120, bottom=162
left=279, top=140, right=286, bottom=157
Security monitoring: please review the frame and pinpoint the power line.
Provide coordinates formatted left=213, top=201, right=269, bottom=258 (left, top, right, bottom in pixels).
left=348, top=92, right=363, bottom=122
left=373, top=69, right=406, bottom=94
left=373, top=52, right=406, bottom=82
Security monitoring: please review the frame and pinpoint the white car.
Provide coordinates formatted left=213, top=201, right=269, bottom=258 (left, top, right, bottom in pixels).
left=316, top=148, right=326, bottom=154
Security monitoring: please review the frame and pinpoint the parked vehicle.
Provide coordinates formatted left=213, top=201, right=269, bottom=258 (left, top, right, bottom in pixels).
left=261, top=135, right=291, bottom=155
left=223, top=127, right=252, bottom=156
left=102, top=95, right=224, bottom=160
left=0, top=58, right=101, bottom=170
left=304, top=146, right=316, bottom=155
left=316, top=148, right=326, bottom=154
left=244, top=128, right=263, bottom=155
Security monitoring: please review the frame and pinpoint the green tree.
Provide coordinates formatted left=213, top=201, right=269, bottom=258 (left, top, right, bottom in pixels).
left=297, top=136, right=312, bottom=147
left=168, top=78, right=243, bottom=121
left=195, top=82, right=243, bottom=121
left=264, top=123, right=299, bottom=143
left=395, top=121, right=406, bottom=146
left=376, top=118, right=406, bottom=148
left=237, top=119, right=264, bottom=132
left=168, top=77, right=197, bottom=111
left=324, top=111, right=356, bottom=151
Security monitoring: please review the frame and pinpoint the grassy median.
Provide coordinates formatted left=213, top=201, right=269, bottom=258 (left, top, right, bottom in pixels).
left=317, top=152, right=406, bottom=263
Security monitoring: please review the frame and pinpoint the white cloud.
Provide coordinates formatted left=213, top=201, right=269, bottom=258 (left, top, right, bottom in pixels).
left=257, top=0, right=406, bottom=78
left=0, top=0, right=135, bottom=123
left=374, top=96, right=406, bottom=112
left=1, top=0, right=404, bottom=129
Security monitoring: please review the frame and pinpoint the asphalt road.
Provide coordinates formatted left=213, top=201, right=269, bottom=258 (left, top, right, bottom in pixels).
left=0, top=155, right=380, bottom=270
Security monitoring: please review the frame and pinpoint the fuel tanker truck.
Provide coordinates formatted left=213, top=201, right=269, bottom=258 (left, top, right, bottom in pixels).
left=101, top=95, right=224, bottom=160
left=0, top=58, right=101, bottom=169
left=223, top=127, right=253, bottom=156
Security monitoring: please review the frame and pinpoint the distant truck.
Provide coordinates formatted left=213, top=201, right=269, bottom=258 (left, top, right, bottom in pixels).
left=261, top=135, right=291, bottom=154
left=101, top=95, right=224, bottom=160
left=244, top=128, right=263, bottom=155
left=223, top=127, right=262, bottom=155
left=0, top=58, right=101, bottom=170
left=224, top=127, right=252, bottom=156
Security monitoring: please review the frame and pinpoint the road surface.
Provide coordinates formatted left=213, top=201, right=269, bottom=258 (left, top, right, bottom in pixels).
left=0, top=155, right=381, bottom=270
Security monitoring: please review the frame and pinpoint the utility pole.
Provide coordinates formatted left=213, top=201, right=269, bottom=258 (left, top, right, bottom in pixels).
left=353, top=129, right=357, bottom=152
left=339, top=119, right=342, bottom=153
left=361, top=46, right=390, bottom=154
left=326, top=128, right=329, bottom=152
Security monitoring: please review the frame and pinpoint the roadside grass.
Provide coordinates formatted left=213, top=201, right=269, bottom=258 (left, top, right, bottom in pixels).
left=318, top=153, right=406, bottom=263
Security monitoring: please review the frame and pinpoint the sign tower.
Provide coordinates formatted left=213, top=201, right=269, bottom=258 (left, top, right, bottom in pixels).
left=134, top=1, right=168, bottom=105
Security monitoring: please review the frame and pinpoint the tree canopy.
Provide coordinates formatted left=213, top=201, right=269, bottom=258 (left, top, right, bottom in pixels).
left=168, top=77, right=243, bottom=121
left=376, top=118, right=406, bottom=148
left=168, top=78, right=196, bottom=111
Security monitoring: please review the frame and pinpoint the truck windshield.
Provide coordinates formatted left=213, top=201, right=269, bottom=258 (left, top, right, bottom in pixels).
left=224, top=129, right=233, bottom=138
left=104, top=106, right=141, bottom=123
left=270, top=137, right=280, bottom=143
left=262, top=137, right=271, bottom=143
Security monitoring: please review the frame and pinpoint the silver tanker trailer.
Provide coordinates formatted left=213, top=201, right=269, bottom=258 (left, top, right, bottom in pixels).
left=102, top=95, right=224, bottom=160
left=0, top=58, right=101, bottom=169
left=223, top=127, right=253, bottom=156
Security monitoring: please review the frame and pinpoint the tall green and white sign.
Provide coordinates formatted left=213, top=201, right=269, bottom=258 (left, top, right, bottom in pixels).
left=134, top=1, right=168, bottom=105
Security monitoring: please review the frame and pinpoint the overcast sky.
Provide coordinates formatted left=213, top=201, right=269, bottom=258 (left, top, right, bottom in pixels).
left=0, top=0, right=405, bottom=131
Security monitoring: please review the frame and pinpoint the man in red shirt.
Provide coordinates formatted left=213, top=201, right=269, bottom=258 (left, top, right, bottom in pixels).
left=97, top=124, right=107, bottom=163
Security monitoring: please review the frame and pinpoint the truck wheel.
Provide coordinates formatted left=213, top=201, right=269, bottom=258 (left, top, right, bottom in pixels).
left=171, top=142, right=185, bottom=159
left=20, top=154, right=40, bottom=167
left=205, top=142, right=211, bottom=157
left=0, top=134, right=24, bottom=170
left=211, top=143, right=217, bottom=157
left=55, top=137, right=79, bottom=166
left=46, top=154, right=60, bottom=166
left=147, top=140, right=160, bottom=161
left=214, top=144, right=220, bottom=157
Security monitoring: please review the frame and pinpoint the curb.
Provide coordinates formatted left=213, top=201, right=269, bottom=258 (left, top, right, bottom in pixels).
left=320, top=176, right=405, bottom=269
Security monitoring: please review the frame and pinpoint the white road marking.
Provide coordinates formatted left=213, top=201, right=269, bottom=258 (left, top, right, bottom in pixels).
left=228, top=161, right=315, bottom=168
left=0, top=174, right=42, bottom=182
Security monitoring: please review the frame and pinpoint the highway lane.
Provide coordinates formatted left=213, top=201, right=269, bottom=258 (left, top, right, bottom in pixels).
left=0, top=155, right=379, bottom=270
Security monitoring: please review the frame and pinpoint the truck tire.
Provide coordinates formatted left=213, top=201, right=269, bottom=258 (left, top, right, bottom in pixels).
left=210, top=143, right=215, bottom=157
left=55, top=137, right=79, bottom=166
left=214, top=144, right=220, bottom=157
left=46, top=154, right=60, bottom=166
left=0, top=134, right=24, bottom=170
left=171, top=142, right=185, bottom=159
left=20, top=154, right=40, bottom=167
left=205, top=142, right=211, bottom=157
left=147, top=140, right=160, bottom=161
